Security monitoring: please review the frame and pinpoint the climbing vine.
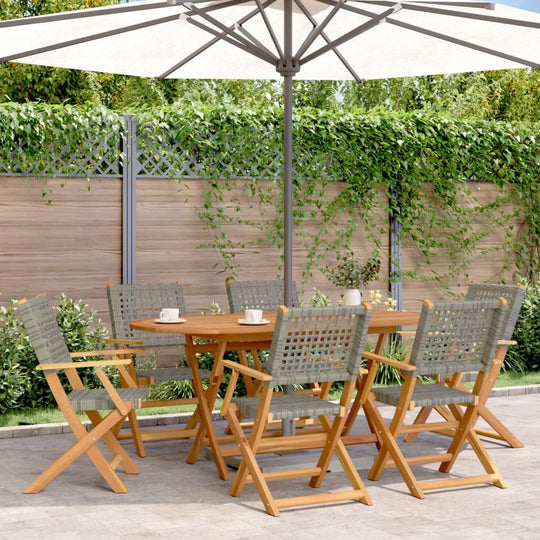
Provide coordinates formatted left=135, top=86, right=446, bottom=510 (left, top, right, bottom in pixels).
left=1, top=103, right=539, bottom=286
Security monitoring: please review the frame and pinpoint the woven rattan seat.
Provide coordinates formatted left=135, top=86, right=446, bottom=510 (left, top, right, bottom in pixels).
left=68, top=388, right=148, bottom=411
left=235, top=393, right=342, bottom=421
left=17, top=295, right=147, bottom=494
left=221, top=304, right=373, bottom=516
left=106, top=282, right=211, bottom=453
left=373, top=384, right=476, bottom=408
left=364, top=298, right=509, bottom=499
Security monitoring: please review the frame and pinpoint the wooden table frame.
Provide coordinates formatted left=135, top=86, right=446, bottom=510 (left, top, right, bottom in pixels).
left=130, top=310, right=420, bottom=480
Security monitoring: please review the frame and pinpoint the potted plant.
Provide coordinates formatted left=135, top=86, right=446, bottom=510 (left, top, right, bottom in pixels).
left=325, top=253, right=381, bottom=305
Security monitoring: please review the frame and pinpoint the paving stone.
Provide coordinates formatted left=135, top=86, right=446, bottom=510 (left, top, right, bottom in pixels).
left=0, top=394, right=539, bottom=540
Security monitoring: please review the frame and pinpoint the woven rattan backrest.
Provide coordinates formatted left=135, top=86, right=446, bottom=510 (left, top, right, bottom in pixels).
left=265, top=305, right=371, bottom=387
left=409, top=299, right=507, bottom=377
left=107, top=283, right=186, bottom=347
left=17, top=296, right=72, bottom=374
left=466, top=283, right=525, bottom=340
left=226, top=280, right=300, bottom=312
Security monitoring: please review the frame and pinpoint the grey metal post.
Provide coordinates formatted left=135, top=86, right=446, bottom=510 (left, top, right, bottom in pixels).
left=280, top=0, right=297, bottom=437
left=122, top=114, right=138, bottom=285
left=389, top=191, right=403, bottom=311
left=282, top=0, right=294, bottom=310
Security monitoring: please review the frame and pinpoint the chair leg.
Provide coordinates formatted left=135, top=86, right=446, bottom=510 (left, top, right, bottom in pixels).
left=364, top=396, right=424, bottom=499
left=226, top=399, right=279, bottom=516
left=24, top=409, right=131, bottom=494
left=439, top=403, right=480, bottom=473
left=127, top=409, right=146, bottom=458
left=85, top=410, right=140, bottom=475
left=229, top=386, right=273, bottom=497
left=475, top=405, right=524, bottom=448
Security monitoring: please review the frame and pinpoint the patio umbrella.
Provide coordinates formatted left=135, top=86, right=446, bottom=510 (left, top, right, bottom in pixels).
left=1, top=0, right=539, bottom=306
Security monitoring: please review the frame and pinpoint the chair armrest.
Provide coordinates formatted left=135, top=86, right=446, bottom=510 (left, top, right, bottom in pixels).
left=498, top=340, right=517, bottom=347
left=37, top=358, right=132, bottom=371
left=69, top=348, right=145, bottom=358
left=221, top=359, right=273, bottom=382
left=363, top=351, right=417, bottom=372
left=106, top=338, right=144, bottom=346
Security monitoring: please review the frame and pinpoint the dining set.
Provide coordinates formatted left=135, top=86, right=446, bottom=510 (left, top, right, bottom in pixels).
left=16, top=280, right=525, bottom=517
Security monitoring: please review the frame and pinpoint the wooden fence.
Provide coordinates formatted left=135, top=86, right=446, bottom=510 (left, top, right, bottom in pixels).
left=0, top=176, right=522, bottom=331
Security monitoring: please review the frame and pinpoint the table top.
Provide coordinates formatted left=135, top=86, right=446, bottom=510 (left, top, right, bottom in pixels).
left=129, top=310, right=420, bottom=341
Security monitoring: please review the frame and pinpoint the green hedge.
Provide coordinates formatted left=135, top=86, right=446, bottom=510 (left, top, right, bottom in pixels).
left=0, top=295, right=108, bottom=414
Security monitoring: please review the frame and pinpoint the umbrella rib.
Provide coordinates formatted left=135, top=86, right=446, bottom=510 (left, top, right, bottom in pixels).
left=181, top=15, right=277, bottom=64
left=334, top=1, right=540, bottom=29
left=295, top=0, right=347, bottom=59
left=0, top=1, right=173, bottom=28
left=294, top=0, right=364, bottom=83
left=254, top=0, right=285, bottom=62
left=0, top=13, right=182, bottom=64
left=351, top=1, right=495, bottom=7
left=235, top=25, right=281, bottom=62
left=184, top=3, right=278, bottom=62
left=301, top=4, right=402, bottom=65
left=156, top=0, right=278, bottom=79
left=388, top=18, right=540, bottom=68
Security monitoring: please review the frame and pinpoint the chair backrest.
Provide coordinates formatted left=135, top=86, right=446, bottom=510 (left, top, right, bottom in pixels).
left=17, top=295, right=72, bottom=374
left=409, top=299, right=507, bottom=377
left=265, top=305, right=371, bottom=387
left=466, top=283, right=525, bottom=340
left=226, top=279, right=300, bottom=312
left=107, top=283, right=187, bottom=347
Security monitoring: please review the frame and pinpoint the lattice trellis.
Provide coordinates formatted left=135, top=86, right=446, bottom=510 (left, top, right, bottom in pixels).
left=0, top=123, right=122, bottom=177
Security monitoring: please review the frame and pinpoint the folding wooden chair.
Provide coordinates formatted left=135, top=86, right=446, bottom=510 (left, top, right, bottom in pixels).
left=17, top=295, right=149, bottom=494
left=364, top=298, right=508, bottom=499
left=107, top=283, right=211, bottom=454
left=404, top=283, right=526, bottom=448
left=221, top=304, right=373, bottom=516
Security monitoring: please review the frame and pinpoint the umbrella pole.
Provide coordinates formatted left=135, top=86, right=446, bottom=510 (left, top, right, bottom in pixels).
left=281, top=0, right=297, bottom=437
left=283, top=71, right=293, bottom=310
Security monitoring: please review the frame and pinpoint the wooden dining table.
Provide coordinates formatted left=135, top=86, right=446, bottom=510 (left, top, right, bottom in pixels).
left=130, top=309, right=420, bottom=480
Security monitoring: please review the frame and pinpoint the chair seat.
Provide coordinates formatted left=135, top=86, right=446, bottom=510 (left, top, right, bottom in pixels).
left=69, top=387, right=150, bottom=411
left=136, top=367, right=211, bottom=383
left=234, top=393, right=342, bottom=420
left=373, top=384, right=476, bottom=408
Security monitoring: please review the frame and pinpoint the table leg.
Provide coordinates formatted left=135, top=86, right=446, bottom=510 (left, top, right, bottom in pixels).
left=185, top=337, right=229, bottom=481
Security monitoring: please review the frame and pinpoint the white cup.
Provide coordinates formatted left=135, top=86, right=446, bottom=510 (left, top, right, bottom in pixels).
left=160, top=308, right=180, bottom=321
left=244, top=309, right=263, bottom=323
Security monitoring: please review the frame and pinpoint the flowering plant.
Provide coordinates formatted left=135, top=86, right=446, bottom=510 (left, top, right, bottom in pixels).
left=369, top=290, right=397, bottom=311
left=325, top=253, right=380, bottom=289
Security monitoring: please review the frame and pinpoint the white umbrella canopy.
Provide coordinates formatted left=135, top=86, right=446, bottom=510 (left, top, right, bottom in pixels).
left=1, top=0, right=539, bottom=306
left=1, top=1, right=539, bottom=80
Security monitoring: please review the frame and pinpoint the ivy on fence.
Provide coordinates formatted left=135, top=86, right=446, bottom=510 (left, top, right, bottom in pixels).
left=1, top=103, right=539, bottom=286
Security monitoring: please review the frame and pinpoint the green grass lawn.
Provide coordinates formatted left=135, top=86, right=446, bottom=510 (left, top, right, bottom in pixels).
left=1, top=371, right=538, bottom=428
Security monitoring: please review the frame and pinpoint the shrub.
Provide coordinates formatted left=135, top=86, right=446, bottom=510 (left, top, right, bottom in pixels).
left=507, top=280, right=540, bottom=372
left=0, top=294, right=108, bottom=414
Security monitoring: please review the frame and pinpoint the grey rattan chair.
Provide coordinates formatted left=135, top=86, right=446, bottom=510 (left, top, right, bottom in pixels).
left=405, top=283, right=526, bottom=447
left=226, top=278, right=300, bottom=312
left=225, top=278, right=300, bottom=394
left=107, top=283, right=211, bottom=451
left=17, top=295, right=149, bottom=494
left=221, top=304, right=373, bottom=517
left=363, top=298, right=508, bottom=499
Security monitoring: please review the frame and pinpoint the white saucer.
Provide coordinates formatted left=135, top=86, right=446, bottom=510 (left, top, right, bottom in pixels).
left=237, top=318, right=270, bottom=325
left=154, top=318, right=186, bottom=324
